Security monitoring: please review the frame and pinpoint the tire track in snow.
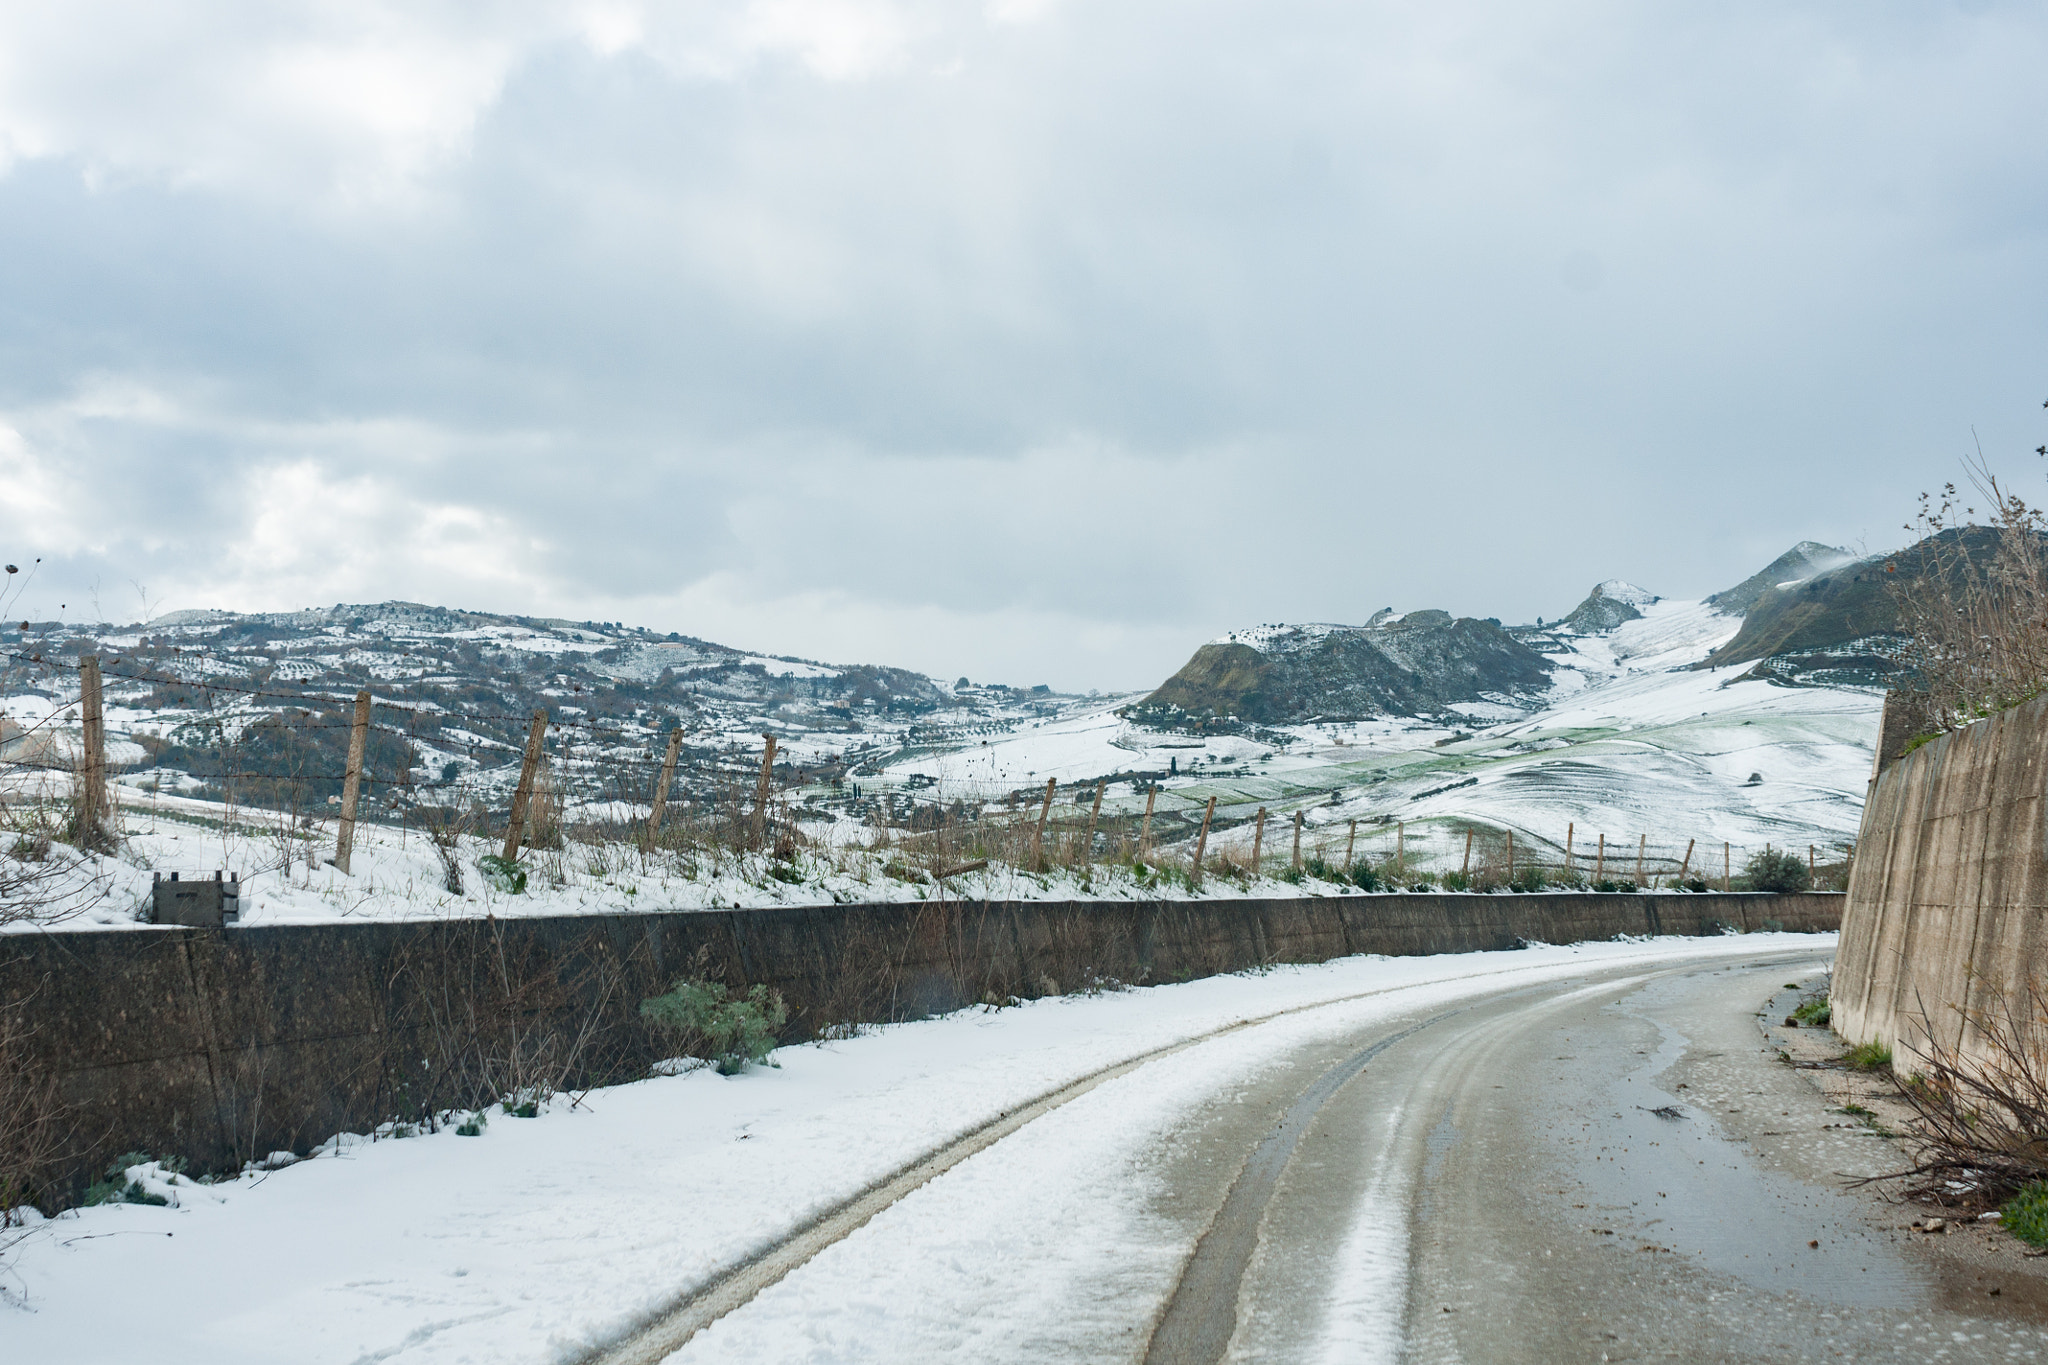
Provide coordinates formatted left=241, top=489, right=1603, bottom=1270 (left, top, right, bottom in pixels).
left=581, top=943, right=1821, bottom=1365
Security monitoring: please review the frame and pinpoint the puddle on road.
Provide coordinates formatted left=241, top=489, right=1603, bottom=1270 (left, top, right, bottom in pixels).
left=1577, top=968, right=1933, bottom=1312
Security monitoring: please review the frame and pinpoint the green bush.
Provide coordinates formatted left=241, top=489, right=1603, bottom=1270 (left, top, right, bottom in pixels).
left=1793, top=997, right=1832, bottom=1027
left=1844, top=1039, right=1892, bottom=1072
left=1303, top=856, right=1340, bottom=881
left=1744, top=847, right=1812, bottom=894
left=1510, top=867, right=1546, bottom=894
left=1593, top=878, right=1638, bottom=894
left=476, top=854, right=527, bottom=895
left=83, top=1152, right=171, bottom=1207
left=1440, top=870, right=1471, bottom=892
left=2005, top=1181, right=2048, bottom=1247
left=642, top=979, right=790, bottom=1075
left=1349, top=863, right=1381, bottom=892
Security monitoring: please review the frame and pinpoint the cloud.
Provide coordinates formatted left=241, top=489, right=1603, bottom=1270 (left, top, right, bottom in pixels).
left=0, top=1, right=2043, bottom=686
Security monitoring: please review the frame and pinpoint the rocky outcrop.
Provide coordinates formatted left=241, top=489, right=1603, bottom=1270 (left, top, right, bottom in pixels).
left=1558, top=580, right=1658, bottom=633
left=1138, top=611, right=1552, bottom=723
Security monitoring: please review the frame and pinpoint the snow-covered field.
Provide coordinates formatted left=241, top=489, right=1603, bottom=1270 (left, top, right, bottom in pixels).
left=0, top=932, right=1832, bottom=1364
left=877, top=596, right=1881, bottom=865
left=2, top=774, right=1408, bottom=931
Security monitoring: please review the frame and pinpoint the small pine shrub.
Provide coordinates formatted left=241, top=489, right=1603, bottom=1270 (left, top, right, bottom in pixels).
left=2005, top=1181, right=2048, bottom=1247
left=642, top=979, right=790, bottom=1075
left=1744, top=847, right=1812, bottom=894
left=476, top=854, right=526, bottom=895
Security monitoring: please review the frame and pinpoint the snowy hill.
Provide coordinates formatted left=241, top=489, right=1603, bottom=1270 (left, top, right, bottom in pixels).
left=875, top=546, right=1888, bottom=866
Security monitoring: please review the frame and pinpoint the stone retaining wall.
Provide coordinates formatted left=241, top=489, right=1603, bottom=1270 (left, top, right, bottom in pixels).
left=3, top=890, right=1838, bottom=1196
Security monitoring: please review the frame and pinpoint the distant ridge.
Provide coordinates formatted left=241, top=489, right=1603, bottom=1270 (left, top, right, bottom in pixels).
left=1706, top=542, right=1856, bottom=617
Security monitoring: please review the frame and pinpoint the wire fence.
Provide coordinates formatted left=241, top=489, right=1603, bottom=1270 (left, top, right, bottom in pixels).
left=2, top=647, right=1855, bottom=891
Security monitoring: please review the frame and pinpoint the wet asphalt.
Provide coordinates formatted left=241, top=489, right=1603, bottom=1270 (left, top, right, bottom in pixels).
left=1145, top=950, right=2048, bottom=1363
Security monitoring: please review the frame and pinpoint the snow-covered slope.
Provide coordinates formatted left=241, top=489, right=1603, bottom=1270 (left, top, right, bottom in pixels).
left=878, top=592, right=1880, bottom=870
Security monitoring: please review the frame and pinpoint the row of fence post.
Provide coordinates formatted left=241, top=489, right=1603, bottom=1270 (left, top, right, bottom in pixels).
left=41, top=666, right=1853, bottom=892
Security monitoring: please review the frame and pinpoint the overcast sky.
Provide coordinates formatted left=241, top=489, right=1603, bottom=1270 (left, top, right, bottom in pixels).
left=1, top=1, right=2043, bottom=689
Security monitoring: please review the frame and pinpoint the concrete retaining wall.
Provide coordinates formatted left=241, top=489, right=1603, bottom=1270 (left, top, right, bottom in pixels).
left=1836, top=690, right=2048, bottom=1062
left=4, top=890, right=1838, bottom=1196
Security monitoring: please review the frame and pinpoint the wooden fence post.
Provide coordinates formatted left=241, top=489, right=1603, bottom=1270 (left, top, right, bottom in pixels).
left=645, top=727, right=684, bottom=849
left=751, top=733, right=778, bottom=850
left=1723, top=841, right=1731, bottom=892
left=1191, top=795, right=1217, bottom=888
left=77, top=654, right=107, bottom=844
left=1292, top=811, right=1304, bottom=872
left=1595, top=833, right=1606, bottom=882
left=1462, top=828, right=1473, bottom=877
left=1565, top=822, right=1575, bottom=874
left=1809, top=845, right=1816, bottom=882
left=1034, top=777, right=1056, bottom=864
left=1507, top=830, right=1514, bottom=880
left=1345, top=819, right=1358, bottom=868
left=1637, top=834, right=1646, bottom=886
left=501, top=709, right=547, bottom=863
left=1086, top=784, right=1104, bottom=860
left=1397, top=820, right=1406, bottom=872
left=1140, top=784, right=1158, bottom=856
left=334, top=688, right=371, bottom=873
left=1252, top=807, right=1267, bottom=869
left=1677, top=838, right=1695, bottom=881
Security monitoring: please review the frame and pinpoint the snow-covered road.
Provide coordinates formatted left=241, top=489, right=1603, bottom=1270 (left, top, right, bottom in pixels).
left=4, top=935, right=1840, bottom=1364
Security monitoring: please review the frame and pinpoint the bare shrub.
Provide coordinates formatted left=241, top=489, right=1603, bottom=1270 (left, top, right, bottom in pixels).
left=1889, top=456, right=2048, bottom=733
left=0, top=991, right=70, bottom=1228
left=1867, top=978, right=2048, bottom=1207
left=380, top=922, right=631, bottom=1125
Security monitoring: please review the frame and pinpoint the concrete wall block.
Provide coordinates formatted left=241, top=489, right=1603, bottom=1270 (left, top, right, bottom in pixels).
left=1838, top=692, right=2048, bottom=1068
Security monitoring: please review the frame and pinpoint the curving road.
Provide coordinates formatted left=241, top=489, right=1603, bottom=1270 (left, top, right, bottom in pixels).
left=599, top=945, right=2046, bottom=1363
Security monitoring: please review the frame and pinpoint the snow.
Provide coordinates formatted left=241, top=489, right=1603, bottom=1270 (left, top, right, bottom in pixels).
left=0, top=932, right=1832, bottom=1363
left=868, top=592, right=1876, bottom=861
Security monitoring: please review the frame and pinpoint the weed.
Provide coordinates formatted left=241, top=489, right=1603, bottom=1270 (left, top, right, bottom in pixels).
left=476, top=854, right=526, bottom=895
left=1844, top=1040, right=1893, bottom=1072
left=642, top=978, right=789, bottom=1075
left=83, top=1152, right=169, bottom=1207
left=2005, top=1182, right=2048, bottom=1246
left=1440, top=870, right=1470, bottom=892
left=1348, top=863, right=1381, bottom=892
left=1793, top=997, right=1833, bottom=1027
left=455, top=1111, right=488, bottom=1137
left=1839, top=1103, right=1875, bottom=1119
